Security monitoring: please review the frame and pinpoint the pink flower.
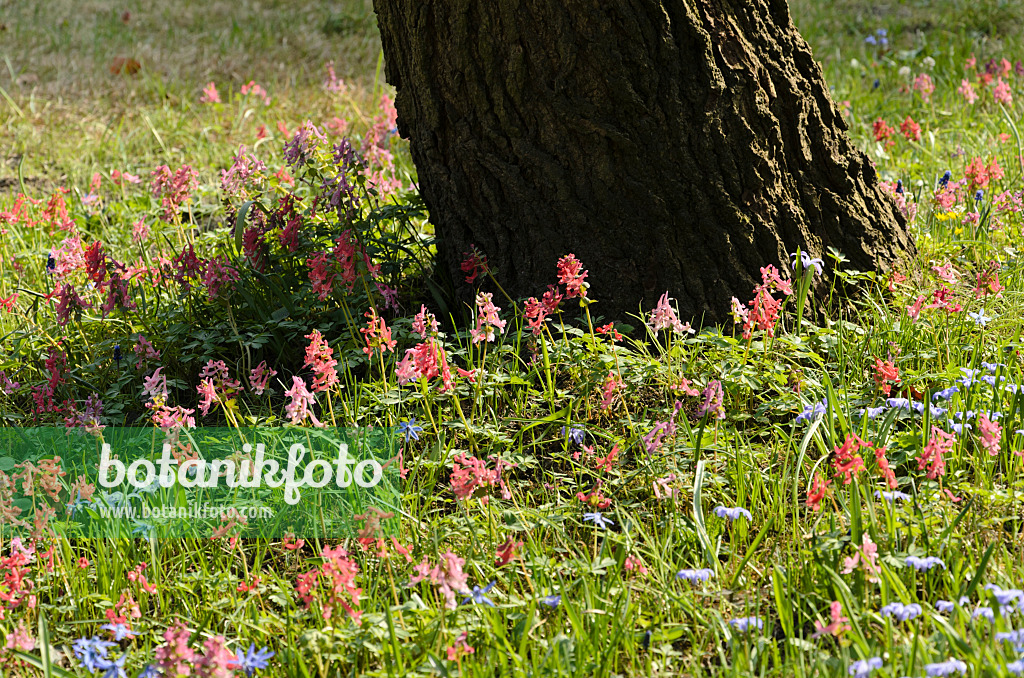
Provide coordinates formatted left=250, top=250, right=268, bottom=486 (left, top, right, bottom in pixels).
left=841, top=535, right=880, bottom=582
left=624, top=554, right=648, bottom=577
left=284, top=376, right=323, bottom=427
left=249, top=361, right=277, bottom=395
left=978, top=413, right=1002, bottom=456
left=203, top=255, right=240, bottom=299
left=812, top=601, right=851, bottom=639
left=994, top=78, right=1014, bottom=106
left=408, top=551, right=470, bottom=610
left=649, top=292, right=691, bottom=334
left=913, top=73, right=935, bottom=102
left=200, top=81, right=221, bottom=103
left=411, top=305, right=439, bottom=338
left=600, top=371, right=623, bottom=411
left=304, top=330, right=339, bottom=392
left=696, top=380, right=725, bottom=420
left=54, top=283, right=91, bottom=327
left=197, top=379, right=218, bottom=417
left=361, top=308, right=397, bottom=358
left=959, top=78, right=978, bottom=104
left=154, top=622, right=197, bottom=677
left=446, top=632, right=475, bottom=661
left=131, top=219, right=150, bottom=243
left=918, top=428, right=955, bottom=479
left=150, top=164, right=197, bottom=222
left=240, top=80, right=271, bottom=105
left=450, top=453, right=514, bottom=501
left=470, top=292, right=506, bottom=344
left=906, top=295, right=926, bottom=321
left=4, top=623, right=34, bottom=652
left=556, top=254, right=589, bottom=299
left=220, top=145, right=266, bottom=196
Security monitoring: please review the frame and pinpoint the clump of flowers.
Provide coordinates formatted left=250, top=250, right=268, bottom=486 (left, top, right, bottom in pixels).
left=150, top=164, right=198, bottom=222
left=470, top=292, right=506, bottom=344
left=731, top=264, right=792, bottom=340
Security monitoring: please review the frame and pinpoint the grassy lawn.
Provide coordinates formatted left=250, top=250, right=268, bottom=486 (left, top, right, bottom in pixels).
left=2, top=1, right=1024, bottom=676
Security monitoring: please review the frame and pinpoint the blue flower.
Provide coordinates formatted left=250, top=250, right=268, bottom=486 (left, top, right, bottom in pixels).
left=46, top=254, right=55, bottom=273
left=863, top=406, right=887, bottom=419
left=540, top=594, right=561, bottom=608
left=463, top=581, right=497, bottom=607
left=137, top=666, right=161, bottom=678
left=849, top=657, right=883, bottom=678
left=975, top=189, right=985, bottom=202
left=790, top=251, right=824, bottom=276
left=100, top=623, right=135, bottom=641
left=896, top=180, right=904, bottom=195
left=972, top=605, right=994, bottom=621
left=561, top=426, right=586, bottom=446
left=796, top=399, right=827, bottom=424
left=969, top=310, right=993, bottom=326
left=1008, top=660, right=1024, bottom=676
left=100, top=654, right=127, bottom=678
left=886, top=398, right=911, bottom=411
left=72, top=636, right=116, bottom=673
left=985, top=584, right=1024, bottom=606
left=876, top=490, right=910, bottom=502
left=924, top=659, right=967, bottom=676
left=676, top=568, right=715, bottom=583
left=950, top=423, right=973, bottom=435
left=996, top=629, right=1024, bottom=653
left=939, top=170, right=952, bottom=188
left=932, top=386, right=959, bottom=401
left=113, top=344, right=122, bottom=364
left=234, top=644, right=275, bottom=677
left=873, top=78, right=881, bottom=90
left=880, top=602, right=921, bottom=622
left=583, top=512, right=613, bottom=529
left=958, top=368, right=980, bottom=388
left=728, top=616, right=763, bottom=633
left=905, top=555, right=945, bottom=571
left=714, top=506, right=752, bottom=521
left=398, top=419, right=423, bottom=442
left=865, top=35, right=877, bottom=45
left=935, top=600, right=955, bottom=613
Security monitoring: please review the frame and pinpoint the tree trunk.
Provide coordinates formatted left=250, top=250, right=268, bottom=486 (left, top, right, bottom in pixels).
left=372, top=0, right=915, bottom=325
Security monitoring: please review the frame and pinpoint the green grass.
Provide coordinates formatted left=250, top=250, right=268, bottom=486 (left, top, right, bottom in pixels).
left=2, top=1, right=1024, bottom=677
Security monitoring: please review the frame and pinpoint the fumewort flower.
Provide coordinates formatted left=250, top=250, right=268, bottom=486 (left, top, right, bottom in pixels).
left=676, top=568, right=715, bottom=583
left=906, top=555, right=945, bottom=571
left=849, top=657, right=883, bottom=678
left=714, top=506, right=752, bottom=521
left=728, top=616, right=764, bottom=633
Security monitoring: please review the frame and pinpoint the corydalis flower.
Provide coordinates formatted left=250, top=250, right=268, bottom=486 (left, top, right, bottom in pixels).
left=284, top=376, right=324, bottom=427
left=150, top=164, right=197, bottom=222
left=649, top=292, right=692, bottom=335
left=249, top=361, right=277, bottom=396
left=556, top=254, right=588, bottom=299
left=470, top=292, right=506, bottom=344
left=696, top=380, right=725, bottom=420
left=304, top=330, right=339, bottom=392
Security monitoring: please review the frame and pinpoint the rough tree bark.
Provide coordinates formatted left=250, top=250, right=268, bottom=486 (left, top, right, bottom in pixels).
left=372, top=0, right=915, bottom=325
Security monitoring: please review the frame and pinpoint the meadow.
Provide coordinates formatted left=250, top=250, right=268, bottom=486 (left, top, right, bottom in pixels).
left=3, top=0, right=1024, bottom=676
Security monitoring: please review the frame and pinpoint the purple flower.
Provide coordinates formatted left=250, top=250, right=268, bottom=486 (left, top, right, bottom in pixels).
left=905, top=556, right=945, bottom=571
left=234, top=644, right=275, bottom=677
left=463, top=581, right=497, bottom=607
left=583, top=512, right=613, bottom=529
left=728, top=616, right=763, bottom=633
left=932, top=386, right=959, bottom=401
left=72, top=637, right=116, bottom=673
left=849, top=657, right=883, bottom=678
left=714, top=506, right=752, bottom=521
left=880, top=602, right=921, bottom=622
left=541, top=594, right=561, bottom=608
left=935, top=600, right=955, bottom=613
left=796, top=399, right=827, bottom=424
left=972, top=606, right=994, bottom=621
left=677, top=568, right=715, bottom=583
left=876, top=490, right=910, bottom=502
left=886, top=397, right=912, bottom=411
left=924, top=659, right=967, bottom=676
left=561, top=426, right=586, bottom=446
